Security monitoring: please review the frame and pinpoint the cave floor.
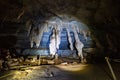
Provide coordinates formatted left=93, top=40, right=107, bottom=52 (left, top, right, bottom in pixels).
left=0, top=63, right=120, bottom=80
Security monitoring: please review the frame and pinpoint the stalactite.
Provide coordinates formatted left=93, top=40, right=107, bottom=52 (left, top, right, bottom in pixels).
left=29, top=16, right=91, bottom=50
left=49, top=28, right=57, bottom=57
left=73, top=26, right=84, bottom=59
left=67, top=28, right=74, bottom=50
left=38, top=24, right=42, bottom=42
left=30, top=24, right=43, bottom=48
left=56, top=25, right=61, bottom=50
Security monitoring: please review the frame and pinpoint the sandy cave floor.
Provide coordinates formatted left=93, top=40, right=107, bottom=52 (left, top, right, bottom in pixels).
left=0, top=63, right=120, bottom=80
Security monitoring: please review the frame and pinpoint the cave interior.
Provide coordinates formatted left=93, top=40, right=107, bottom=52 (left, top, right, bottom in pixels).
left=0, top=0, right=120, bottom=80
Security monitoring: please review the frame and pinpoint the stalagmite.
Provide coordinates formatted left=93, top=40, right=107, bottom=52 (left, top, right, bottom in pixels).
left=73, top=26, right=84, bottom=61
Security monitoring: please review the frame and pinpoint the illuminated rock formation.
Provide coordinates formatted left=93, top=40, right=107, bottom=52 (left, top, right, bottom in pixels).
left=66, top=28, right=74, bottom=50
left=49, top=28, right=57, bottom=57
left=73, top=26, right=84, bottom=60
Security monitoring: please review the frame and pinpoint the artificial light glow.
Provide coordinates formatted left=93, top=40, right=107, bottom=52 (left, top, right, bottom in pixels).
left=56, top=64, right=87, bottom=71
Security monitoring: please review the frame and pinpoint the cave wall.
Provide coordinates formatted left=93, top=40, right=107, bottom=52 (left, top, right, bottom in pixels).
left=0, top=0, right=120, bottom=56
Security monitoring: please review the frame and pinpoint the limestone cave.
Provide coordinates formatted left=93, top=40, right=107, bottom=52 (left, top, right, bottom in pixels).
left=0, top=0, right=120, bottom=80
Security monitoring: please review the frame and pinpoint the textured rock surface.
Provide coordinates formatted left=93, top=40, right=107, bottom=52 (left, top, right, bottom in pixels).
left=0, top=0, right=120, bottom=57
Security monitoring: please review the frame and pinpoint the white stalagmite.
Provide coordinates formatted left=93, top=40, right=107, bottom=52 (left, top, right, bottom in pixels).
left=73, top=26, right=84, bottom=59
left=49, top=28, right=57, bottom=57
left=66, top=28, right=74, bottom=50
